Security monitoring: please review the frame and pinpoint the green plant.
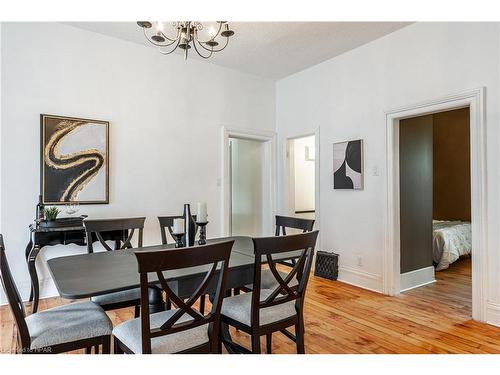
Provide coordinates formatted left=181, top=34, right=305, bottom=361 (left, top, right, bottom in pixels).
left=44, top=207, right=60, bottom=221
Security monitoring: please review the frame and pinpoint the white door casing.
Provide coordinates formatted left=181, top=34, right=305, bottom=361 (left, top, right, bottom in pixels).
left=384, top=87, right=487, bottom=321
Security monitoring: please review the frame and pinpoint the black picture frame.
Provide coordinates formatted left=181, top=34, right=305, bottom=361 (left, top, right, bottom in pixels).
left=333, top=139, right=363, bottom=190
left=40, top=114, right=109, bottom=205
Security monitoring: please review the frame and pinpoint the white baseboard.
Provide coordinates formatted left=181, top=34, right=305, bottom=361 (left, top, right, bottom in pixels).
left=486, top=302, right=500, bottom=327
left=0, top=278, right=59, bottom=306
left=337, top=265, right=383, bottom=293
left=400, top=266, right=435, bottom=292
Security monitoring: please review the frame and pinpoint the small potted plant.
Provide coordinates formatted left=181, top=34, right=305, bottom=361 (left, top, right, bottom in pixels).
left=44, top=207, right=60, bottom=222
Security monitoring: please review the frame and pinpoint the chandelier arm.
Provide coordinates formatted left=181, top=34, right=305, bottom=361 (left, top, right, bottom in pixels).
left=192, top=39, right=214, bottom=59
left=160, top=28, right=181, bottom=42
left=194, top=36, right=217, bottom=53
left=195, top=23, right=223, bottom=44
left=143, top=28, right=179, bottom=48
left=207, top=37, right=230, bottom=53
left=194, top=33, right=229, bottom=53
left=158, top=38, right=182, bottom=55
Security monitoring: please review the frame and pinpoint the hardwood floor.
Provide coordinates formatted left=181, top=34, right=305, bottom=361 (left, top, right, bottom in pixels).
left=2, top=256, right=500, bottom=354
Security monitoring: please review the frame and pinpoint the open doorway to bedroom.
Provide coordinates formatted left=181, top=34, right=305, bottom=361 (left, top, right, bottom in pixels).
left=399, top=107, right=472, bottom=317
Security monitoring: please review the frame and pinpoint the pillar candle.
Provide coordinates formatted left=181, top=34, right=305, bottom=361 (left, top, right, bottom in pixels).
left=197, top=202, right=207, bottom=223
left=172, top=218, right=184, bottom=234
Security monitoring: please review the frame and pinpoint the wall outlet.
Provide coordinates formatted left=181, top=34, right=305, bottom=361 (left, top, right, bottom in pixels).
left=356, top=255, right=363, bottom=267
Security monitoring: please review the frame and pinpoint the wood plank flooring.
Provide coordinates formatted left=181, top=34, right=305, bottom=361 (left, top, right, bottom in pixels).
left=3, top=256, right=500, bottom=354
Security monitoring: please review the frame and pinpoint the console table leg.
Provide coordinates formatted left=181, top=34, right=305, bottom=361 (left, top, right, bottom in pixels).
left=25, top=240, right=34, bottom=302
left=28, top=245, right=41, bottom=314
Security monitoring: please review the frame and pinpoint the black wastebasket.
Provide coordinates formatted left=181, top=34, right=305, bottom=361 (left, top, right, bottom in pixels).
left=314, top=251, right=339, bottom=280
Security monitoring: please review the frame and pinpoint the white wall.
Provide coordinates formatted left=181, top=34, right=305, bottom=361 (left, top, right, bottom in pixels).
left=0, top=23, right=3, bottom=237
left=0, top=22, right=275, bottom=303
left=276, top=22, right=500, bottom=324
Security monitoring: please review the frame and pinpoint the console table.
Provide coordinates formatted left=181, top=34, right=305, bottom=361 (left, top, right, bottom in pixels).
left=25, top=220, right=127, bottom=313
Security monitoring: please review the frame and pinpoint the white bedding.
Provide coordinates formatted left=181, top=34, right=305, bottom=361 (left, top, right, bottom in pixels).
left=433, top=220, right=472, bottom=271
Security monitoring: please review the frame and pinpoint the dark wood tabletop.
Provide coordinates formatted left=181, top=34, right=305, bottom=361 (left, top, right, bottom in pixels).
left=47, top=236, right=300, bottom=300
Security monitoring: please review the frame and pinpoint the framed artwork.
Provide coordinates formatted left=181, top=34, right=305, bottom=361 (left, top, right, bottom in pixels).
left=333, top=139, right=363, bottom=190
left=40, top=114, right=109, bottom=204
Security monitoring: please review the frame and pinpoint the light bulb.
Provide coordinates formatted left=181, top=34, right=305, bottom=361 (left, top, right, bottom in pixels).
left=208, top=26, right=216, bottom=38
left=156, top=21, right=164, bottom=33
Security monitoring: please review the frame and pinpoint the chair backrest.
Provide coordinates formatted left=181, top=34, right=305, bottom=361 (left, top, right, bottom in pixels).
left=83, top=217, right=146, bottom=253
left=134, top=240, right=234, bottom=354
left=157, top=215, right=197, bottom=245
left=0, top=235, right=31, bottom=351
left=275, top=215, right=315, bottom=236
left=251, top=230, right=319, bottom=327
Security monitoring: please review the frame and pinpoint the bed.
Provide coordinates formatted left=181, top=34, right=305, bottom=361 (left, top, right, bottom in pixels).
left=433, top=220, right=472, bottom=271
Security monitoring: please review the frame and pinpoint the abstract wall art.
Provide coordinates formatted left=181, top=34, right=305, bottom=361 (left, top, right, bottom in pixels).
left=333, top=139, right=363, bottom=190
left=40, top=114, right=109, bottom=204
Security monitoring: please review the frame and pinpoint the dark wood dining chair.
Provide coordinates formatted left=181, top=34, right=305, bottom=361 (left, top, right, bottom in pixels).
left=220, top=230, right=319, bottom=354
left=113, top=240, right=234, bottom=354
left=157, top=215, right=206, bottom=313
left=157, top=215, right=197, bottom=245
left=83, top=217, right=146, bottom=317
left=0, top=234, right=112, bottom=354
left=275, top=215, right=315, bottom=236
left=241, top=215, right=316, bottom=293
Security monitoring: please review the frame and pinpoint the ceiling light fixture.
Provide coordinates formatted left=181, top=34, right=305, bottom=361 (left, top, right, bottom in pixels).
left=137, top=21, right=235, bottom=60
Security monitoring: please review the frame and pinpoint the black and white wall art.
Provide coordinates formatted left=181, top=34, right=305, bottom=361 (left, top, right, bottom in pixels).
left=41, top=114, right=109, bottom=204
left=333, top=139, right=363, bottom=190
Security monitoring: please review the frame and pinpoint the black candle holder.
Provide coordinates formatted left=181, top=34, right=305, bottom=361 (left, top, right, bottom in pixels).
left=196, top=222, right=208, bottom=245
left=172, top=232, right=184, bottom=248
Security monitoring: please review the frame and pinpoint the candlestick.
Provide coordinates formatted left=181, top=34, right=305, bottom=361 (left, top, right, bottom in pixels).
left=197, top=221, right=208, bottom=245
left=197, top=202, right=207, bottom=223
left=172, top=232, right=184, bottom=248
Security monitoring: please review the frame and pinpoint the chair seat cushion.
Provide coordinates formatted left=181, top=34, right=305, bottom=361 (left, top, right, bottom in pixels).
left=91, top=288, right=141, bottom=307
left=245, top=269, right=298, bottom=290
left=221, top=289, right=297, bottom=327
left=26, top=301, right=112, bottom=350
left=112, top=308, right=209, bottom=354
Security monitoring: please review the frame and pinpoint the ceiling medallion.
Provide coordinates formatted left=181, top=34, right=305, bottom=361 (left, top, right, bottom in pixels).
left=137, top=21, right=235, bottom=60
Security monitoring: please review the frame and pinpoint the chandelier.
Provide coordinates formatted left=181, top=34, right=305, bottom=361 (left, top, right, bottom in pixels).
left=137, top=21, right=235, bottom=60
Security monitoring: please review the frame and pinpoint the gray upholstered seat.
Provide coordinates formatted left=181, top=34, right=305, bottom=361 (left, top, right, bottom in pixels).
left=245, top=269, right=298, bottom=290
left=91, top=288, right=141, bottom=306
left=221, top=289, right=296, bottom=327
left=25, top=301, right=112, bottom=350
left=113, top=308, right=209, bottom=353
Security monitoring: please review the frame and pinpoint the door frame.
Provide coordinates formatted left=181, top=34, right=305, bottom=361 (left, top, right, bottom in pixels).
left=220, top=126, right=277, bottom=237
left=384, top=87, right=487, bottom=321
left=283, top=128, right=321, bottom=249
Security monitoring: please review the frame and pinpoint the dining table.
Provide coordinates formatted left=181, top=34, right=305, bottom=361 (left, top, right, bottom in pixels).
left=46, top=235, right=301, bottom=353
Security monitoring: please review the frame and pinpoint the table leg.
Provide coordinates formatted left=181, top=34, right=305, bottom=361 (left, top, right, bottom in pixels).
left=27, top=245, right=41, bottom=314
left=25, top=239, right=33, bottom=302
left=148, top=286, right=165, bottom=314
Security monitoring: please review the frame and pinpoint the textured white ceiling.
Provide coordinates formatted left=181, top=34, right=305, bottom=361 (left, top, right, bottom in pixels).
left=66, top=22, right=412, bottom=79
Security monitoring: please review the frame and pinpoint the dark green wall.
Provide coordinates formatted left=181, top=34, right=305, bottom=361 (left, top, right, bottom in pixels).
left=399, top=115, right=434, bottom=274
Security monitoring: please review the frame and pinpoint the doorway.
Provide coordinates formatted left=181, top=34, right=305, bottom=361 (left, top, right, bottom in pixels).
left=384, top=88, right=487, bottom=321
left=229, top=137, right=267, bottom=236
left=287, top=135, right=316, bottom=221
left=399, top=108, right=472, bottom=315
left=221, top=127, right=276, bottom=237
